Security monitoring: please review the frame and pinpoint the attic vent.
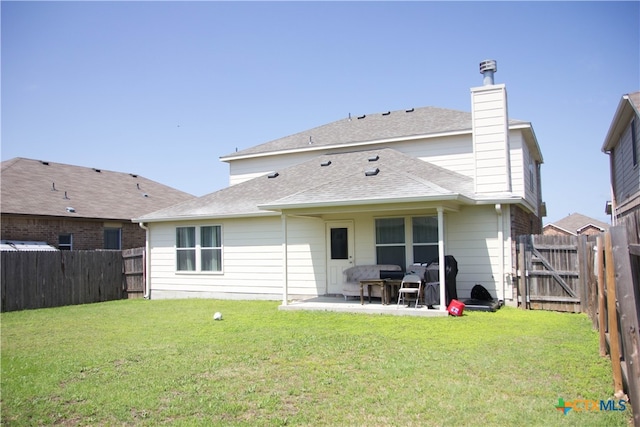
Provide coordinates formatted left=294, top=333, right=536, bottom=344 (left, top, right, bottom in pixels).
left=267, top=172, right=279, bottom=179
left=130, top=173, right=138, bottom=178
left=41, top=161, right=49, bottom=166
left=365, top=168, right=380, bottom=176
left=357, top=114, right=366, bottom=119
left=66, top=207, right=76, bottom=213
left=142, top=193, right=149, bottom=198
left=63, top=191, right=70, bottom=200
left=309, top=136, right=313, bottom=144
left=405, top=108, right=414, bottom=113
left=51, top=182, right=57, bottom=191
left=382, top=111, right=390, bottom=116
left=137, top=183, right=141, bottom=190
left=368, top=155, right=379, bottom=162
left=93, top=168, right=101, bottom=173
left=321, top=160, right=332, bottom=167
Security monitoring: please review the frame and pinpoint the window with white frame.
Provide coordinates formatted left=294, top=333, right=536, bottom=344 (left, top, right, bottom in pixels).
left=375, top=218, right=406, bottom=268
left=412, top=216, right=439, bottom=264
left=376, top=216, right=439, bottom=268
left=176, top=225, right=222, bottom=272
left=200, top=226, right=222, bottom=271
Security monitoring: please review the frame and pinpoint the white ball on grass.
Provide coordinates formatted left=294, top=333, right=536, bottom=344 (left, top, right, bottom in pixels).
left=213, top=311, right=223, bottom=321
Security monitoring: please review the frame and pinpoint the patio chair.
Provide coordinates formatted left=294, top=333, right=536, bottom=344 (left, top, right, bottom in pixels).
left=396, top=274, right=423, bottom=308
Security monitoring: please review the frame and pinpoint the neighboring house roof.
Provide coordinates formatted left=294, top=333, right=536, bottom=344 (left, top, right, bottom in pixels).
left=1, top=158, right=195, bottom=220
left=221, top=106, right=537, bottom=161
left=0, top=240, right=58, bottom=251
left=544, top=213, right=610, bottom=236
left=136, top=148, right=483, bottom=222
left=602, top=91, right=640, bottom=152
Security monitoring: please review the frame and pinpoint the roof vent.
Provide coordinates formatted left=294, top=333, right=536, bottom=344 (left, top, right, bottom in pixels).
left=365, top=168, right=380, bottom=176
left=143, top=193, right=149, bottom=198
left=267, top=172, right=279, bottom=179
left=130, top=173, right=138, bottom=178
left=63, top=191, right=70, bottom=200
left=382, top=111, right=390, bottom=116
left=66, top=207, right=76, bottom=213
left=368, top=155, right=379, bottom=162
left=93, top=168, right=101, bottom=173
left=479, top=59, right=497, bottom=85
left=40, top=161, right=49, bottom=166
left=51, top=182, right=57, bottom=191
left=357, top=114, right=366, bottom=119
left=321, top=160, right=332, bottom=167
left=405, top=108, right=414, bottom=113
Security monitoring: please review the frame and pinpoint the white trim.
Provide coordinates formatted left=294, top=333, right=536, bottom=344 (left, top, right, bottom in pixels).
left=282, top=214, right=289, bottom=305
left=437, top=207, right=446, bottom=312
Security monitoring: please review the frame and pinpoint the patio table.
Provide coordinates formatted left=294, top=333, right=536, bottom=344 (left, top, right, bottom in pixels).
left=359, top=279, right=404, bottom=305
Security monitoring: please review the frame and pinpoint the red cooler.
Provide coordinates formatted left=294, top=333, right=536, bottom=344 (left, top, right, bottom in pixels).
left=447, top=299, right=465, bottom=316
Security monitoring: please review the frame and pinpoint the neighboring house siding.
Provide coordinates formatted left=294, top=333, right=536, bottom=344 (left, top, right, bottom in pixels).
left=612, top=118, right=640, bottom=204
left=1, top=215, right=144, bottom=250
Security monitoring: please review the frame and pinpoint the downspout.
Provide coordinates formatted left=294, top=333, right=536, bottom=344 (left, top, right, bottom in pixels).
left=437, top=207, right=446, bottom=312
left=282, top=214, right=289, bottom=306
left=495, top=204, right=505, bottom=302
left=138, top=222, right=151, bottom=299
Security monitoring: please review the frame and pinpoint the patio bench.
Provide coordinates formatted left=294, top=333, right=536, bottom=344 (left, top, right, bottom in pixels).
left=342, top=264, right=403, bottom=300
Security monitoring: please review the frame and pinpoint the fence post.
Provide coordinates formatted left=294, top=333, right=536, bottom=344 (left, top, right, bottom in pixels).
left=577, top=235, right=588, bottom=313
left=518, top=236, right=527, bottom=309
left=610, top=226, right=640, bottom=424
left=604, top=231, right=625, bottom=397
left=596, top=235, right=607, bottom=357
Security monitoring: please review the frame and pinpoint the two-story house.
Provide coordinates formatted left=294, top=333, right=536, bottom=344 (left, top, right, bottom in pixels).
left=135, top=60, right=545, bottom=309
left=602, top=91, right=640, bottom=243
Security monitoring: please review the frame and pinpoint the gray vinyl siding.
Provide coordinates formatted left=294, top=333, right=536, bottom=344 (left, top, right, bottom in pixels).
left=612, top=118, right=640, bottom=203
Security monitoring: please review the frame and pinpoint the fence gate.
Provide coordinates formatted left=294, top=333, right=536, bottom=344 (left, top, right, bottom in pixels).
left=516, top=234, right=595, bottom=313
left=122, top=247, right=145, bottom=299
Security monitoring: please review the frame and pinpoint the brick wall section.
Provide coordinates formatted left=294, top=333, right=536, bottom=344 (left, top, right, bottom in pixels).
left=511, top=205, right=542, bottom=238
left=1, top=215, right=145, bottom=250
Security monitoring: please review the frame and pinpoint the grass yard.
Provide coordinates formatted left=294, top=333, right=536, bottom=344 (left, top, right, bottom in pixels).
left=1, top=299, right=632, bottom=426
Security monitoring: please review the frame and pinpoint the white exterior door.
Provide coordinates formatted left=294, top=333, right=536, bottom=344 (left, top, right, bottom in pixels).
left=326, top=221, right=354, bottom=295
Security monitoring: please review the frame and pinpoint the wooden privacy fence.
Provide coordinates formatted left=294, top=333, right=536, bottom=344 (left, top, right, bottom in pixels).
left=516, top=228, right=640, bottom=425
left=123, top=247, right=145, bottom=299
left=515, top=234, right=595, bottom=313
left=1, top=248, right=146, bottom=312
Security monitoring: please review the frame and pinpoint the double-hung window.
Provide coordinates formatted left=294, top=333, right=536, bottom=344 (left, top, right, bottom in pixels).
left=200, top=226, right=222, bottom=272
left=59, top=234, right=73, bottom=250
left=176, top=225, right=222, bottom=272
left=104, top=228, right=122, bottom=250
left=412, top=216, right=439, bottom=264
left=375, top=216, right=440, bottom=267
left=375, top=218, right=406, bottom=267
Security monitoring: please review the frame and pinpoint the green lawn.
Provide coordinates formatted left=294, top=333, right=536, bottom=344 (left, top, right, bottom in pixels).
left=1, top=299, right=632, bottom=426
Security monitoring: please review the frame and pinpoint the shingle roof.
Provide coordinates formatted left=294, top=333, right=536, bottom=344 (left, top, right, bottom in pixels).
left=136, top=148, right=475, bottom=221
left=545, top=213, right=610, bottom=235
left=1, top=158, right=195, bottom=220
left=222, top=106, right=529, bottom=159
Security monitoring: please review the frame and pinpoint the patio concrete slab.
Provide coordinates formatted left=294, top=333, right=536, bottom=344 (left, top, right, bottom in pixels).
left=279, top=296, right=449, bottom=317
